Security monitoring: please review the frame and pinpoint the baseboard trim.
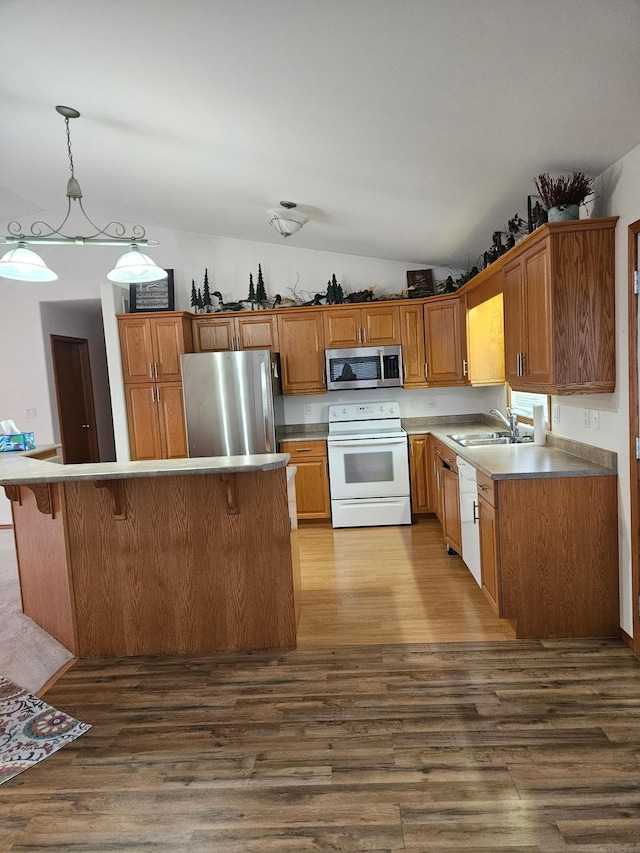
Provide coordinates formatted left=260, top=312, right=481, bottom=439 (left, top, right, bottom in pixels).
left=620, top=628, right=634, bottom=651
left=36, top=658, right=76, bottom=698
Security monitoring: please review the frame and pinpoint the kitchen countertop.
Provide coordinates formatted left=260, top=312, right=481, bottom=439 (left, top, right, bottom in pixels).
left=281, top=418, right=616, bottom=480
left=0, top=452, right=290, bottom=486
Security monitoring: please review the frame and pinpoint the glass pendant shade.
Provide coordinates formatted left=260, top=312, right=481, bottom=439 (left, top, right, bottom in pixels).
left=267, top=207, right=309, bottom=238
left=107, top=244, right=168, bottom=283
left=0, top=242, right=58, bottom=281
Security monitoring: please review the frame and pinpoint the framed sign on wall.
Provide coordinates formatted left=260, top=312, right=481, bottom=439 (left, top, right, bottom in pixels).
left=129, top=270, right=175, bottom=312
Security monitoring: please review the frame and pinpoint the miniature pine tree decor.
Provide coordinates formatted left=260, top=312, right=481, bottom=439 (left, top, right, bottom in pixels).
left=202, top=269, right=212, bottom=313
left=196, top=288, right=204, bottom=312
left=248, top=272, right=256, bottom=309
left=256, top=264, right=267, bottom=307
left=190, top=279, right=198, bottom=311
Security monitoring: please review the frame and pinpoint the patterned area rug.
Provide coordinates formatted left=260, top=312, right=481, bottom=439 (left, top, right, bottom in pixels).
left=0, top=676, right=90, bottom=785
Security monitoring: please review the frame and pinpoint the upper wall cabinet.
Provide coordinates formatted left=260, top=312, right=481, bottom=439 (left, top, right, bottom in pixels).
left=277, top=311, right=326, bottom=395
left=323, top=304, right=401, bottom=348
left=424, top=295, right=468, bottom=386
left=118, top=312, right=194, bottom=384
left=193, top=312, right=279, bottom=352
left=467, top=289, right=505, bottom=386
left=503, top=217, right=617, bottom=394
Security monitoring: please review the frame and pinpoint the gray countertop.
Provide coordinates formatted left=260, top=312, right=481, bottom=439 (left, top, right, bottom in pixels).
left=281, top=419, right=616, bottom=480
left=0, top=452, right=290, bottom=486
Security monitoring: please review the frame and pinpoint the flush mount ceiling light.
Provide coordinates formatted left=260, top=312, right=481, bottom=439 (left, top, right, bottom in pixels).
left=267, top=201, right=308, bottom=238
left=0, top=105, right=166, bottom=284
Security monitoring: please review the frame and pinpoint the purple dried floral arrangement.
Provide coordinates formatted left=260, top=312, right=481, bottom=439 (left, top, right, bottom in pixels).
left=534, top=172, right=594, bottom=209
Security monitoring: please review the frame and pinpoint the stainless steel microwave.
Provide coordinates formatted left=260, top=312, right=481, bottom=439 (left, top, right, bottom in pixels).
left=325, top=345, right=403, bottom=391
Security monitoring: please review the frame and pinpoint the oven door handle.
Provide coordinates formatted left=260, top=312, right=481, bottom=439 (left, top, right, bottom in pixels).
left=327, top=438, right=407, bottom=447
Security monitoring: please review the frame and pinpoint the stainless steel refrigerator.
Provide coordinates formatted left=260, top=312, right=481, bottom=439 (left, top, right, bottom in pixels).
left=180, top=350, right=284, bottom=457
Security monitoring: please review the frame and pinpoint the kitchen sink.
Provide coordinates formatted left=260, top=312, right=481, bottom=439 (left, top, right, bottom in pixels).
left=447, top=431, right=534, bottom=447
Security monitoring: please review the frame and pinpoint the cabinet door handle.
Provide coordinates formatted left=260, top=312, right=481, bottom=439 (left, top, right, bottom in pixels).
left=361, top=327, right=366, bottom=344
left=402, top=363, right=407, bottom=381
left=424, top=362, right=429, bottom=380
left=324, top=460, right=329, bottom=477
left=295, top=447, right=312, bottom=453
left=149, top=363, right=154, bottom=379
left=463, top=359, right=468, bottom=377
left=151, top=387, right=156, bottom=403
left=155, top=362, right=159, bottom=379
left=477, top=483, right=487, bottom=491
left=473, top=500, right=479, bottom=524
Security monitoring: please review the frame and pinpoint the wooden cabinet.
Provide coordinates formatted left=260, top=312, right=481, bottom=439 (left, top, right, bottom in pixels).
left=124, top=382, right=187, bottom=461
left=408, top=434, right=433, bottom=513
left=502, top=217, right=617, bottom=394
left=467, top=291, right=505, bottom=386
left=431, top=437, right=461, bottom=553
left=476, top=470, right=500, bottom=614
left=119, top=312, right=194, bottom=383
left=193, top=312, right=279, bottom=352
left=323, top=304, right=401, bottom=348
left=118, top=312, right=193, bottom=461
left=277, top=311, right=326, bottom=395
left=471, top=464, right=618, bottom=638
left=424, top=295, right=468, bottom=386
left=280, top=439, right=331, bottom=520
left=399, top=303, right=427, bottom=387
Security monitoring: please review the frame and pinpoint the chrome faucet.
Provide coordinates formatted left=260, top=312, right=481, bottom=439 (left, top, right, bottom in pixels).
left=490, top=407, right=520, bottom=442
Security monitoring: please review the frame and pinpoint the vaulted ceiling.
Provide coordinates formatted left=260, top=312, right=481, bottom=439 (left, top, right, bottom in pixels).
left=1, top=0, right=640, bottom=270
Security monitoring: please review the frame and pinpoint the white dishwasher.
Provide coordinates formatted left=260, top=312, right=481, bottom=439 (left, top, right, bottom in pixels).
left=456, top=456, right=481, bottom=587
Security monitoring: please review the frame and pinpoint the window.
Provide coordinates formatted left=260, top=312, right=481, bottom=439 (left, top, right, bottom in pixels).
left=507, top=388, right=551, bottom=428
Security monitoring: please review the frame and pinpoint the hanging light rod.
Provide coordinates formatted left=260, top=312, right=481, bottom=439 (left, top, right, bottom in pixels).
left=0, top=105, right=166, bottom=283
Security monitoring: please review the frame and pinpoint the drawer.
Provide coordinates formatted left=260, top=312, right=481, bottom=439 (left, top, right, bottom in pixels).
left=280, top=439, right=327, bottom=459
left=476, top=470, right=495, bottom=505
left=433, top=439, right=457, bottom=473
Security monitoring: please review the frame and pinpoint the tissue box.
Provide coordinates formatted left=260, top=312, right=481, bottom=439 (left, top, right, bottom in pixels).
left=0, top=432, right=35, bottom=452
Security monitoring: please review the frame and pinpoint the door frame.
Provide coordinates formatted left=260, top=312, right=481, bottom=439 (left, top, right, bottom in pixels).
left=628, top=220, right=640, bottom=653
left=50, top=335, right=100, bottom=464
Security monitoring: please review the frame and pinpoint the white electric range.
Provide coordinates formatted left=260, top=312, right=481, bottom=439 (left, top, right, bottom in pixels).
left=326, top=401, right=411, bottom=528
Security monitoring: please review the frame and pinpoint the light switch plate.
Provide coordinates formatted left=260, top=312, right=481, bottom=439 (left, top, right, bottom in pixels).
left=583, top=409, right=590, bottom=428
left=552, top=405, right=560, bottom=422
left=590, top=409, right=600, bottom=430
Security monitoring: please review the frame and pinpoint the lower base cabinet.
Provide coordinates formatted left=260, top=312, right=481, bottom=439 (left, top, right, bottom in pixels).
left=431, top=436, right=461, bottom=553
left=409, top=435, right=434, bottom=514
left=477, top=469, right=618, bottom=638
left=280, top=440, right=331, bottom=520
left=476, top=471, right=500, bottom=613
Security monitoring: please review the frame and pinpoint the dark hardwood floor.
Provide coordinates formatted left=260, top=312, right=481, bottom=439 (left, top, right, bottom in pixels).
left=1, top=521, right=637, bottom=849
left=4, top=639, right=640, bottom=851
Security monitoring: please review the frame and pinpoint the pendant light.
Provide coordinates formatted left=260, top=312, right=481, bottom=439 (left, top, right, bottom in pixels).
left=0, top=106, right=166, bottom=283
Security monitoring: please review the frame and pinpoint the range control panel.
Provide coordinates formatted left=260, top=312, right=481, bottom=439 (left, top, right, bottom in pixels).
left=328, top=401, right=400, bottom=422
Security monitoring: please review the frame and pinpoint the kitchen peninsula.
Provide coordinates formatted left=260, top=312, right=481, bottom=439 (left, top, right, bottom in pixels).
left=0, top=452, right=299, bottom=658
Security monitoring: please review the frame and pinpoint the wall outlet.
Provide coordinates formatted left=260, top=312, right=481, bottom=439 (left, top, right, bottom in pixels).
left=304, top=403, right=312, bottom=416
left=552, top=404, right=560, bottom=422
left=411, top=398, right=418, bottom=409
left=583, top=408, right=590, bottom=428
left=24, top=407, right=36, bottom=419
left=427, top=396, right=436, bottom=409
left=590, top=409, right=600, bottom=430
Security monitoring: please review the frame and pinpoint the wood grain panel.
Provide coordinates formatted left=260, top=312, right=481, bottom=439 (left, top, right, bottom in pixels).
left=424, top=297, right=467, bottom=385
left=192, top=316, right=234, bottom=351
left=124, top=383, right=163, bottom=461
left=10, top=484, right=77, bottom=652
left=362, top=305, right=400, bottom=344
left=441, top=465, right=462, bottom=554
left=118, top=317, right=155, bottom=383
left=151, top=315, right=193, bottom=381
left=499, top=476, right=618, bottom=638
left=552, top=226, right=616, bottom=388
left=236, top=314, right=279, bottom=350
left=503, top=260, right=524, bottom=386
left=66, top=469, right=296, bottom=656
left=277, top=311, right=326, bottom=395
left=323, top=308, right=361, bottom=347
left=408, top=434, right=433, bottom=514
left=399, top=303, right=427, bottom=387
left=157, top=382, right=188, bottom=459
left=467, top=292, right=505, bottom=385
left=478, top=493, right=500, bottom=614
left=523, top=242, right=553, bottom=385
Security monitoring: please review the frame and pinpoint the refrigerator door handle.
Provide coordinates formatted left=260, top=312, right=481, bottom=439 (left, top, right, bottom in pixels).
left=260, top=358, right=274, bottom=453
